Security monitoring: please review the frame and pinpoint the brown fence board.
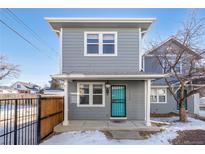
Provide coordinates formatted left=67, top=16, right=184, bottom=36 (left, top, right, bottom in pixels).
left=39, top=96, right=64, bottom=140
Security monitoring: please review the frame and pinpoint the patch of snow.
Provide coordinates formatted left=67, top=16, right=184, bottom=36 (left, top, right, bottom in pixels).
left=41, top=117, right=205, bottom=145
left=151, top=120, right=170, bottom=125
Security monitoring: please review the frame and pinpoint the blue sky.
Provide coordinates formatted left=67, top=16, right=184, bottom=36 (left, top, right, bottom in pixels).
left=0, top=8, right=204, bottom=87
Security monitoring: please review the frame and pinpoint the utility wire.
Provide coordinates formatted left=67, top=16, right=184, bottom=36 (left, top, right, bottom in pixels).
left=0, top=19, right=54, bottom=60
left=5, top=8, right=58, bottom=55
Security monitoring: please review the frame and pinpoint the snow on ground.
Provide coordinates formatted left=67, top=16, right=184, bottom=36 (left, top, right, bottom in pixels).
left=41, top=117, right=205, bottom=145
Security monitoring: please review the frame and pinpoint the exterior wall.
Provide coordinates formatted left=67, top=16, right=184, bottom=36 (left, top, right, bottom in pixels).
left=68, top=80, right=145, bottom=120
left=11, top=82, right=27, bottom=91
left=144, top=40, right=197, bottom=114
left=144, top=55, right=192, bottom=75
left=151, top=88, right=195, bottom=114
left=62, top=28, right=140, bottom=74
left=144, top=56, right=163, bottom=73
left=0, top=89, right=18, bottom=94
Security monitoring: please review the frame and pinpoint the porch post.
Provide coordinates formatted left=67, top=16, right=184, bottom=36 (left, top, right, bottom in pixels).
left=145, top=80, right=151, bottom=126
left=63, top=79, right=69, bottom=126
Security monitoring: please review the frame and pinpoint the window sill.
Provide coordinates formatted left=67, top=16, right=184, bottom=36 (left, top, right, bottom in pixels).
left=77, top=105, right=105, bottom=107
left=151, top=102, right=167, bottom=104
left=84, top=54, right=117, bottom=57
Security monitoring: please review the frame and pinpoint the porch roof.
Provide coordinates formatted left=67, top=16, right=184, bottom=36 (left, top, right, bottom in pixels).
left=51, top=72, right=169, bottom=80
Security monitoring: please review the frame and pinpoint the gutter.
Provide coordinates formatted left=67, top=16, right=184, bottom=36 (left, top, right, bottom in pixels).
left=51, top=73, right=169, bottom=80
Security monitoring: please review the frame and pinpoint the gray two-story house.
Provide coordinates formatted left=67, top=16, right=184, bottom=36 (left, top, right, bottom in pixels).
left=143, top=37, right=202, bottom=115
left=46, top=17, right=166, bottom=126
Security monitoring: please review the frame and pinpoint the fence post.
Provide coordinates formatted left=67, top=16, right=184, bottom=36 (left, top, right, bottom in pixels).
left=14, top=99, right=18, bottom=145
left=37, top=95, right=41, bottom=144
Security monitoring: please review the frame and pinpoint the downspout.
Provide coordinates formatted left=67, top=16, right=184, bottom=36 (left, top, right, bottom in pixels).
left=53, top=29, right=69, bottom=126
left=140, top=30, right=147, bottom=72
left=53, top=29, right=62, bottom=74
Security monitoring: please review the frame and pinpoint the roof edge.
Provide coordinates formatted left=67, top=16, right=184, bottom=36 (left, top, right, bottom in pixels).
left=143, top=37, right=203, bottom=59
left=44, top=17, right=156, bottom=23
left=51, top=73, right=169, bottom=80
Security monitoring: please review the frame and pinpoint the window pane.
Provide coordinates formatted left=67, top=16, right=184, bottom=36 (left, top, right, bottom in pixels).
left=158, top=89, right=165, bottom=95
left=164, top=67, right=171, bottom=73
left=151, top=95, right=157, bottom=102
left=163, top=60, right=171, bottom=73
left=159, top=96, right=166, bottom=102
left=93, top=85, right=103, bottom=94
left=80, top=95, right=89, bottom=105
left=175, top=63, right=181, bottom=73
left=151, top=89, right=157, bottom=95
left=103, top=34, right=114, bottom=43
left=87, top=34, right=99, bottom=43
left=103, top=44, right=114, bottom=54
left=79, top=84, right=89, bottom=95
left=87, top=44, right=99, bottom=54
left=93, top=95, right=102, bottom=105
left=151, top=89, right=157, bottom=103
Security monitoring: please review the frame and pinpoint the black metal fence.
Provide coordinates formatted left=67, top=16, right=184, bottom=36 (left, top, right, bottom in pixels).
left=0, top=98, right=39, bottom=145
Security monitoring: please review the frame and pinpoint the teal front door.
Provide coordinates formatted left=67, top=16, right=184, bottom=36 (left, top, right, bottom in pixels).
left=111, top=85, right=126, bottom=117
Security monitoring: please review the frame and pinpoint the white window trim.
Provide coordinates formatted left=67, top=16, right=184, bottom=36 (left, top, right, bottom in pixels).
left=77, top=82, right=105, bottom=107
left=150, top=87, right=167, bottom=104
left=84, top=31, right=118, bottom=56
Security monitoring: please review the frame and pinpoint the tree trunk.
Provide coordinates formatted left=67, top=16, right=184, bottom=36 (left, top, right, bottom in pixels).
left=179, top=106, right=188, bottom=122
left=179, top=86, right=188, bottom=122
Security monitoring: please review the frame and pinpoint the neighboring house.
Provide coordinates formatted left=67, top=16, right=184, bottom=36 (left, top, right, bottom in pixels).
left=43, top=87, right=64, bottom=95
left=11, top=81, right=41, bottom=94
left=0, top=86, right=18, bottom=94
left=46, top=17, right=166, bottom=126
left=143, top=37, right=202, bottom=114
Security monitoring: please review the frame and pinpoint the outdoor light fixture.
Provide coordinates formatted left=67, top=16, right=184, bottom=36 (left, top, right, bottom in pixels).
left=105, top=82, right=111, bottom=95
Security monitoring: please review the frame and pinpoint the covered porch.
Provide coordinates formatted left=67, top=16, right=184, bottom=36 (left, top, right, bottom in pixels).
left=52, top=73, right=168, bottom=128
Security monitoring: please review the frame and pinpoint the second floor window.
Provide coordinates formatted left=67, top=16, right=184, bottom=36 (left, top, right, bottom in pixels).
left=163, top=59, right=182, bottom=74
left=84, top=32, right=117, bottom=56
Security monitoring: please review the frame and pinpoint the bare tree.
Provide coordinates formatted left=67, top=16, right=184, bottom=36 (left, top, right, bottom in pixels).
left=0, top=54, right=20, bottom=80
left=149, top=11, right=205, bottom=122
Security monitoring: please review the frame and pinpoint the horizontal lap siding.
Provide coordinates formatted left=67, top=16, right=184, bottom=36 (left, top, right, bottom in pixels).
left=151, top=88, right=194, bottom=114
left=144, top=56, right=163, bottom=73
left=150, top=89, right=195, bottom=114
left=125, top=80, right=145, bottom=120
left=151, top=89, right=177, bottom=114
left=68, top=82, right=108, bottom=120
left=68, top=80, right=145, bottom=120
left=62, top=28, right=140, bottom=74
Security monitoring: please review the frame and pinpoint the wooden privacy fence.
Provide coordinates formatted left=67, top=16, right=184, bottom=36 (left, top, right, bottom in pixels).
left=39, top=95, right=64, bottom=141
left=0, top=95, right=64, bottom=145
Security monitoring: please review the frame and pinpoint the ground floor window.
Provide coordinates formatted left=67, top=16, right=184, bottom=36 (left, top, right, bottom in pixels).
left=77, top=82, right=105, bottom=107
left=150, top=88, right=167, bottom=104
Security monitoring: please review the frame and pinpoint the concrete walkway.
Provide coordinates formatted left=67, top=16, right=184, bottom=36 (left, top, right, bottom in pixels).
left=54, top=120, right=161, bottom=133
